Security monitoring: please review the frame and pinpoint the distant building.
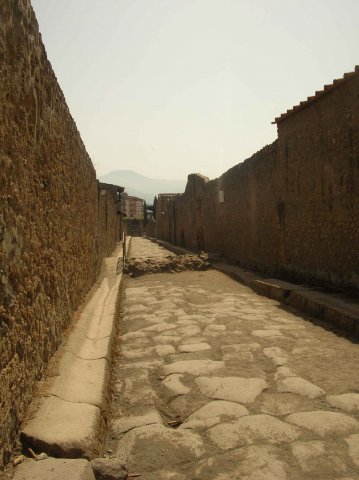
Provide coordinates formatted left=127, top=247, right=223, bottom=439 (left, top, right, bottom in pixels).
left=122, top=193, right=144, bottom=219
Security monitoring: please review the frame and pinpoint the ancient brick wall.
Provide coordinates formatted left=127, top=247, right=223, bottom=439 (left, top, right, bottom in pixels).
left=0, top=1, right=121, bottom=466
left=156, top=73, right=359, bottom=294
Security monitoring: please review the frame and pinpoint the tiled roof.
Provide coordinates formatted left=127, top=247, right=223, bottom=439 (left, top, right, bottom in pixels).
left=273, top=65, right=359, bottom=124
left=158, top=193, right=181, bottom=196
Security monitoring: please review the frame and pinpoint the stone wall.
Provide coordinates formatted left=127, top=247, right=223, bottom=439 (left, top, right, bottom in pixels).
left=156, top=70, right=359, bottom=294
left=275, top=73, right=359, bottom=291
left=0, top=1, right=122, bottom=466
left=98, top=182, right=124, bottom=259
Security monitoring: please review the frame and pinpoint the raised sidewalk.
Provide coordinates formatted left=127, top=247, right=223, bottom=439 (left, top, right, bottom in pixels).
left=18, top=239, right=129, bottom=467
left=151, top=238, right=359, bottom=339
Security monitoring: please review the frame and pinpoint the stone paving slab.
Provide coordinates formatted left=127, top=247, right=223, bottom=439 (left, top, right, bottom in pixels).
left=105, top=238, right=359, bottom=479
left=13, top=458, right=95, bottom=480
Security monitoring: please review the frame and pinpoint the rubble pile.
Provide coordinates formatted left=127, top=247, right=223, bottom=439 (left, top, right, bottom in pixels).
left=124, top=253, right=210, bottom=277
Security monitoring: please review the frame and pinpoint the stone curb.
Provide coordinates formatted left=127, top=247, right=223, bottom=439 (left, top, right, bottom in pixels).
left=146, top=237, right=359, bottom=338
left=20, top=240, right=131, bottom=461
left=213, top=262, right=359, bottom=338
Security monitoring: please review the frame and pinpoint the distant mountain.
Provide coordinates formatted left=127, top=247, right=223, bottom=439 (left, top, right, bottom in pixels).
left=98, top=170, right=186, bottom=205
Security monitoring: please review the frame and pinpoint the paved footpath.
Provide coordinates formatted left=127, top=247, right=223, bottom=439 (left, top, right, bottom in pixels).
left=107, top=237, right=359, bottom=479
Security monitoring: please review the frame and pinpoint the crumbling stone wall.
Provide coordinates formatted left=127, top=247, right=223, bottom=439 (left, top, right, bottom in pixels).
left=156, top=73, right=359, bottom=294
left=0, top=0, right=121, bottom=466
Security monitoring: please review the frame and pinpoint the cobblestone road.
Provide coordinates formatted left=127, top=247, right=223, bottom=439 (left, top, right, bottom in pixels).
left=108, top=238, right=359, bottom=479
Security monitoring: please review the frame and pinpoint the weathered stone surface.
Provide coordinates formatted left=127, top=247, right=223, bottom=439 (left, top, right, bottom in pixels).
left=259, top=393, right=311, bottom=416
left=194, top=445, right=288, bottom=480
left=207, top=414, right=300, bottom=450
left=286, top=411, right=359, bottom=436
left=263, top=347, right=288, bottom=359
left=252, top=329, right=284, bottom=338
left=111, top=410, right=163, bottom=435
left=50, top=353, right=109, bottom=409
left=291, top=440, right=325, bottom=470
left=277, top=377, right=325, bottom=399
left=142, top=322, right=174, bottom=333
left=274, top=367, right=297, bottom=381
left=91, top=458, right=128, bottom=480
left=116, top=424, right=205, bottom=471
left=13, top=458, right=95, bottom=480
left=327, top=394, right=359, bottom=412
left=142, top=471, right=186, bottom=480
left=291, top=440, right=347, bottom=473
left=21, top=396, right=102, bottom=459
left=178, top=343, right=211, bottom=353
left=163, top=360, right=224, bottom=376
left=345, top=433, right=359, bottom=467
left=153, top=335, right=182, bottom=345
left=155, top=345, right=176, bottom=356
left=263, top=347, right=288, bottom=366
left=195, top=376, right=268, bottom=403
left=206, top=324, right=226, bottom=331
left=105, top=243, right=359, bottom=478
left=162, top=374, right=191, bottom=396
left=180, top=400, right=248, bottom=430
left=221, top=343, right=261, bottom=354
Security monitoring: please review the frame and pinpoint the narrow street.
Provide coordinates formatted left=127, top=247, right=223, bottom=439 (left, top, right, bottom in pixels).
left=107, top=238, right=359, bottom=479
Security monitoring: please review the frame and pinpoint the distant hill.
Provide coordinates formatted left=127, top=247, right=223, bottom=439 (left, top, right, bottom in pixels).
left=98, top=170, right=186, bottom=205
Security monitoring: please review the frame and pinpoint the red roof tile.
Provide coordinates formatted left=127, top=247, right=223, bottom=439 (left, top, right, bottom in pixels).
left=272, top=65, right=359, bottom=124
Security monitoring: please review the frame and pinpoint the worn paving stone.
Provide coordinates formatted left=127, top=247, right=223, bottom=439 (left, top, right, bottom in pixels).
left=163, top=360, right=225, bottom=376
left=252, top=329, right=285, bottom=338
left=345, top=433, right=359, bottom=467
left=194, top=445, right=288, bottom=480
left=111, top=410, right=163, bottom=435
left=286, top=411, right=359, bottom=436
left=195, top=376, right=268, bottom=404
left=122, top=347, right=153, bottom=360
left=143, top=471, right=187, bottom=480
left=258, top=393, right=314, bottom=416
left=178, top=342, right=211, bottom=353
left=155, top=345, right=176, bottom=356
left=223, top=351, right=254, bottom=362
left=327, top=394, right=359, bottom=412
left=142, top=322, right=174, bottom=333
left=180, top=400, right=249, bottom=430
left=91, top=458, right=128, bottom=480
left=277, top=376, right=325, bottom=399
left=162, top=374, right=191, bottom=396
left=106, top=240, right=359, bottom=479
left=274, top=366, right=297, bottom=381
left=116, top=424, right=205, bottom=472
left=263, top=346, right=288, bottom=366
left=207, top=414, right=300, bottom=450
left=221, top=343, right=261, bottom=354
left=291, top=440, right=348, bottom=474
left=153, top=334, right=182, bottom=345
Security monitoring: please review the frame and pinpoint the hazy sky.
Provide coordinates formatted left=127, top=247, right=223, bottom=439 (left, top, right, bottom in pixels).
left=31, top=0, right=359, bottom=181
